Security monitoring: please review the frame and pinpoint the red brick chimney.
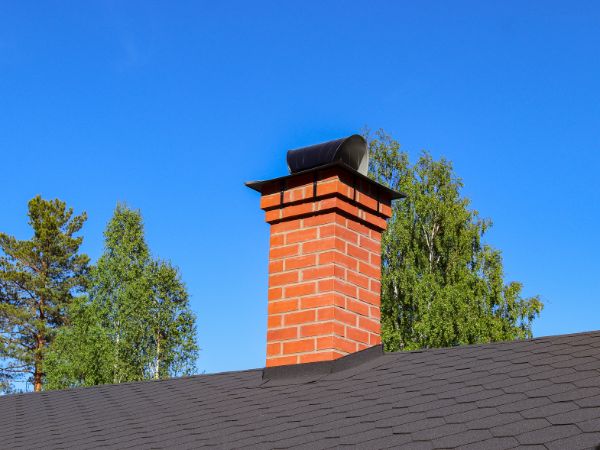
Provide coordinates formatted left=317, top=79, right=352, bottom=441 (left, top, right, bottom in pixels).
left=247, top=135, right=400, bottom=367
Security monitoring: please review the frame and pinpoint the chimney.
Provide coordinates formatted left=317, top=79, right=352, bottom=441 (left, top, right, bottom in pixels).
left=247, top=135, right=402, bottom=367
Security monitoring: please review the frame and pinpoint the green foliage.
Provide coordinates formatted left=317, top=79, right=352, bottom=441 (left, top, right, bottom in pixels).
left=366, top=129, right=543, bottom=351
left=0, top=196, right=89, bottom=392
left=45, top=204, right=198, bottom=389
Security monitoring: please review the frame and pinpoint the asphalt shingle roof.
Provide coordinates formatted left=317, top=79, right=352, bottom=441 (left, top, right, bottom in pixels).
left=1, top=331, right=600, bottom=449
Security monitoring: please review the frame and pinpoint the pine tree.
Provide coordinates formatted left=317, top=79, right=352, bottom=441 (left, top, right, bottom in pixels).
left=0, top=196, right=89, bottom=392
left=366, top=130, right=543, bottom=351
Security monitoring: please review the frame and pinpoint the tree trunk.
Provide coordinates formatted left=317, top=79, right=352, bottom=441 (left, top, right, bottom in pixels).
left=154, top=335, right=161, bottom=380
left=33, top=334, right=44, bottom=392
left=34, top=293, right=46, bottom=392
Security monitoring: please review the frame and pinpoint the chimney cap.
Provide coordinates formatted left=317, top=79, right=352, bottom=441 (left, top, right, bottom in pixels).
left=286, top=134, right=369, bottom=176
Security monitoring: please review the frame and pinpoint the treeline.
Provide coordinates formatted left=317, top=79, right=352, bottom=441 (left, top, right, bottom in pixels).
left=0, top=200, right=197, bottom=393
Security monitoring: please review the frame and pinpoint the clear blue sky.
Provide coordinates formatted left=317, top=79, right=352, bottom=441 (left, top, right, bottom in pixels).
left=1, top=1, right=599, bottom=374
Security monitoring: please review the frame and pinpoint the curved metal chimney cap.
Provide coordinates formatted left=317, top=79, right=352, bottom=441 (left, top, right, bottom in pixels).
left=286, top=134, right=369, bottom=176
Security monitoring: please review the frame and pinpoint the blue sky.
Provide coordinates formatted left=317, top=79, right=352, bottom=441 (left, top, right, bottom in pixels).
left=1, top=1, right=599, bottom=374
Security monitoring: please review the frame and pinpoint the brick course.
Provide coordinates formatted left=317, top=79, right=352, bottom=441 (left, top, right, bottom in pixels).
left=258, top=166, right=393, bottom=367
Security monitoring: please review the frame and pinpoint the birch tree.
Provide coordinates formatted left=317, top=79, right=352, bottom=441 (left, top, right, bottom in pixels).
left=45, top=204, right=198, bottom=389
left=366, top=130, right=543, bottom=351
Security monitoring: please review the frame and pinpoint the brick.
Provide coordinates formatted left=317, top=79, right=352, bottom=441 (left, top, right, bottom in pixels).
left=319, top=224, right=335, bottom=238
left=317, top=278, right=335, bottom=292
left=359, top=261, right=380, bottom=279
left=316, top=336, right=334, bottom=350
left=335, top=252, right=358, bottom=271
left=359, top=316, right=380, bottom=334
left=282, top=202, right=314, bottom=219
left=266, top=355, right=297, bottom=367
left=356, top=191, right=378, bottom=212
left=303, top=212, right=338, bottom=227
left=346, top=298, right=370, bottom=316
left=333, top=279, right=357, bottom=298
left=300, top=294, right=333, bottom=309
left=268, top=299, right=298, bottom=314
left=266, top=342, right=281, bottom=356
left=286, top=227, right=318, bottom=244
left=270, top=244, right=299, bottom=259
left=363, top=211, right=387, bottom=230
left=267, top=327, right=298, bottom=341
left=333, top=322, right=345, bottom=336
left=284, top=310, right=316, bottom=326
left=316, top=180, right=344, bottom=197
left=335, top=308, right=358, bottom=327
left=299, top=351, right=341, bottom=363
left=333, top=293, right=346, bottom=307
left=347, top=270, right=370, bottom=289
left=283, top=186, right=310, bottom=203
left=260, top=193, right=281, bottom=209
left=268, top=288, right=282, bottom=301
left=269, top=260, right=284, bottom=273
left=317, top=307, right=335, bottom=321
left=347, top=326, right=370, bottom=344
left=301, top=322, right=333, bottom=337
left=265, top=209, right=281, bottom=222
left=269, top=271, right=299, bottom=287
left=370, top=253, right=381, bottom=266
left=285, top=254, right=316, bottom=270
left=285, top=282, right=316, bottom=297
left=268, top=314, right=282, bottom=328
left=318, top=251, right=336, bottom=265
left=347, top=244, right=370, bottom=262
left=303, top=237, right=344, bottom=254
left=334, top=198, right=360, bottom=217
left=380, top=202, right=393, bottom=218
left=359, top=235, right=380, bottom=253
left=359, top=288, right=379, bottom=306
left=335, top=225, right=359, bottom=244
left=299, top=351, right=344, bottom=363
left=269, top=233, right=284, bottom=247
left=270, top=220, right=301, bottom=233
left=369, top=333, right=382, bottom=345
left=370, top=279, right=381, bottom=292
left=302, top=265, right=335, bottom=281
left=283, top=338, right=315, bottom=354
left=347, top=219, right=371, bottom=237
left=370, top=306, right=381, bottom=320
left=334, top=336, right=358, bottom=354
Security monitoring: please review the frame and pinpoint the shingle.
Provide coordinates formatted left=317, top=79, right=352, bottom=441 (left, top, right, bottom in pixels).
left=516, top=424, right=581, bottom=445
left=410, top=423, right=467, bottom=441
left=520, top=400, right=579, bottom=419
left=545, top=432, right=600, bottom=450
left=577, top=417, right=600, bottom=433
left=430, top=429, right=493, bottom=448
left=457, top=436, right=519, bottom=450
left=0, top=330, right=599, bottom=448
left=490, top=418, right=550, bottom=438
left=547, top=406, right=600, bottom=425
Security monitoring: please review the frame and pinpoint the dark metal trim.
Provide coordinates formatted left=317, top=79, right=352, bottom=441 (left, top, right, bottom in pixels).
left=246, top=161, right=405, bottom=200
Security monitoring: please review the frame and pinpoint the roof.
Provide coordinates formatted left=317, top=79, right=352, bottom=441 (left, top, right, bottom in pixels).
left=1, top=331, right=600, bottom=449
